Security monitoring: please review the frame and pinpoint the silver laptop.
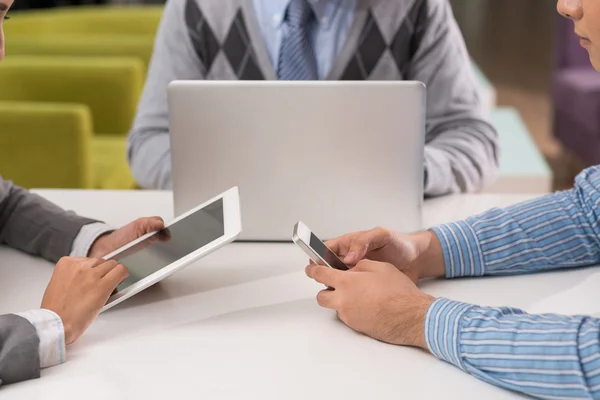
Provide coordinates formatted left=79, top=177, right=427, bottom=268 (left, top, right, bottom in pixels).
left=168, top=81, right=425, bottom=241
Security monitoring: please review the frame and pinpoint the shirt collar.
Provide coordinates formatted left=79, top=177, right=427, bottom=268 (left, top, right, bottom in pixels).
left=269, top=0, right=343, bottom=30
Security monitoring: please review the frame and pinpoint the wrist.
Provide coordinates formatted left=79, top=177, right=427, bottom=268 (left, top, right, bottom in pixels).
left=87, top=230, right=115, bottom=258
left=404, top=294, right=436, bottom=350
left=41, top=306, right=75, bottom=345
left=411, top=230, right=446, bottom=280
left=62, top=321, right=75, bottom=345
left=72, top=223, right=113, bottom=258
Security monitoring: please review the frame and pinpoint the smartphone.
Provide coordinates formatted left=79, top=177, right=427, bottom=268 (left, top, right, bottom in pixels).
left=292, top=221, right=350, bottom=271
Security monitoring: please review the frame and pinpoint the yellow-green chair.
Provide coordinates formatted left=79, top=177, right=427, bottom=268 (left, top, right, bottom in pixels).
left=0, top=7, right=162, bottom=189
left=0, top=101, right=134, bottom=189
left=7, top=36, right=156, bottom=74
left=0, top=56, right=144, bottom=136
left=4, top=5, right=162, bottom=36
left=0, top=56, right=143, bottom=189
left=4, top=6, right=162, bottom=72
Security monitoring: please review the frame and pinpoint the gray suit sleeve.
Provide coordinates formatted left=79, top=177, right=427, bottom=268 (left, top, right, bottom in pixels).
left=0, top=314, right=40, bottom=386
left=0, top=178, right=96, bottom=263
left=410, top=0, right=499, bottom=196
left=127, top=0, right=204, bottom=190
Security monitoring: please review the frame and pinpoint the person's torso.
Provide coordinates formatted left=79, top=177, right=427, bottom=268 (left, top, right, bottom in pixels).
left=185, top=0, right=427, bottom=81
left=252, top=0, right=356, bottom=80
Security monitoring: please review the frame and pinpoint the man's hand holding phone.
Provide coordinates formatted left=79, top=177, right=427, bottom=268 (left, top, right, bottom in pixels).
left=292, top=222, right=349, bottom=271
left=301, top=226, right=436, bottom=349
left=323, top=227, right=446, bottom=284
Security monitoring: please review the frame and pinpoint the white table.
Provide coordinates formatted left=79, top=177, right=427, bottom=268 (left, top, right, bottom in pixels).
left=2, top=191, right=597, bottom=400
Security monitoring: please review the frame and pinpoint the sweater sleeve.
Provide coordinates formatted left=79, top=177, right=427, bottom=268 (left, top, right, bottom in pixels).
left=127, top=0, right=205, bottom=189
left=408, top=0, right=499, bottom=196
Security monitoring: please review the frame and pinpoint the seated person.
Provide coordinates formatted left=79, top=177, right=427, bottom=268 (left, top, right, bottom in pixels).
left=0, top=176, right=164, bottom=386
left=128, top=0, right=499, bottom=197
left=306, top=2, right=600, bottom=398
left=0, top=3, right=164, bottom=386
left=0, top=179, right=164, bottom=385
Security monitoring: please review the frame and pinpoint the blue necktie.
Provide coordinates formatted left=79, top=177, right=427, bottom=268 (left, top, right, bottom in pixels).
left=277, top=0, right=319, bottom=80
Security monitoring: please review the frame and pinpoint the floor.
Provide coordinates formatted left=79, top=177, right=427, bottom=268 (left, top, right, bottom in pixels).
left=451, top=0, right=578, bottom=190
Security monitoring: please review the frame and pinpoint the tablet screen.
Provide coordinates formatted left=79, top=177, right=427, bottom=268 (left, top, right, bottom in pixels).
left=111, top=198, right=224, bottom=292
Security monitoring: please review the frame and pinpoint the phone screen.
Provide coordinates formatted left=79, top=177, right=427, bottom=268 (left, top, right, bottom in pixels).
left=309, top=233, right=349, bottom=271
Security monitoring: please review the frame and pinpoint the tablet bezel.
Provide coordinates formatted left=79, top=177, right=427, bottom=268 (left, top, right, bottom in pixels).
left=100, top=186, right=242, bottom=312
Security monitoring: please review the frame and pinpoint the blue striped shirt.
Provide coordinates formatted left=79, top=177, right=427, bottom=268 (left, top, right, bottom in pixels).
left=427, top=165, right=600, bottom=399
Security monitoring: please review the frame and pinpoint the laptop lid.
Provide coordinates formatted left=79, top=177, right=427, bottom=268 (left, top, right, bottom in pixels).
left=169, top=81, right=425, bottom=241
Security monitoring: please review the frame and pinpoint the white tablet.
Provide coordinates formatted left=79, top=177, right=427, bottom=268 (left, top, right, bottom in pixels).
left=100, top=187, right=242, bottom=312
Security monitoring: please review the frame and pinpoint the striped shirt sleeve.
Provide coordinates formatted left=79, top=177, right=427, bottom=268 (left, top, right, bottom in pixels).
left=426, top=298, right=600, bottom=399
left=431, top=166, right=600, bottom=278
left=424, top=165, right=600, bottom=398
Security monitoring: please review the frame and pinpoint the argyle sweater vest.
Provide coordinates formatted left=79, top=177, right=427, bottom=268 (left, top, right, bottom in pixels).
left=185, top=0, right=428, bottom=81
left=128, top=0, right=499, bottom=196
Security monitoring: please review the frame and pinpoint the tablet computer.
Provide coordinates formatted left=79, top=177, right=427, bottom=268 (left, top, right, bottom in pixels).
left=100, top=187, right=242, bottom=312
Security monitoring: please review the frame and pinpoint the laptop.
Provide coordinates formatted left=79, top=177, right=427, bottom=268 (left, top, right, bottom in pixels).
left=168, top=81, right=425, bottom=241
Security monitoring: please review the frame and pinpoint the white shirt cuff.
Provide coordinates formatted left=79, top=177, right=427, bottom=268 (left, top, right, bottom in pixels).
left=16, top=309, right=66, bottom=369
left=70, top=222, right=114, bottom=257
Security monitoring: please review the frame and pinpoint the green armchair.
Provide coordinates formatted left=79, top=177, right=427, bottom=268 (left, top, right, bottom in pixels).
left=0, top=6, right=161, bottom=189
left=4, top=6, right=162, bottom=72
left=0, top=101, right=93, bottom=189
left=4, top=5, right=162, bottom=36
left=7, top=36, right=156, bottom=74
left=0, top=56, right=144, bottom=135
left=0, top=56, right=143, bottom=189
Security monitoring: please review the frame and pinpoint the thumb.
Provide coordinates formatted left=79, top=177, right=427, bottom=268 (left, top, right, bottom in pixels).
left=343, top=241, right=369, bottom=265
left=149, top=216, right=165, bottom=231
left=344, top=227, right=392, bottom=264
left=136, top=217, right=165, bottom=235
